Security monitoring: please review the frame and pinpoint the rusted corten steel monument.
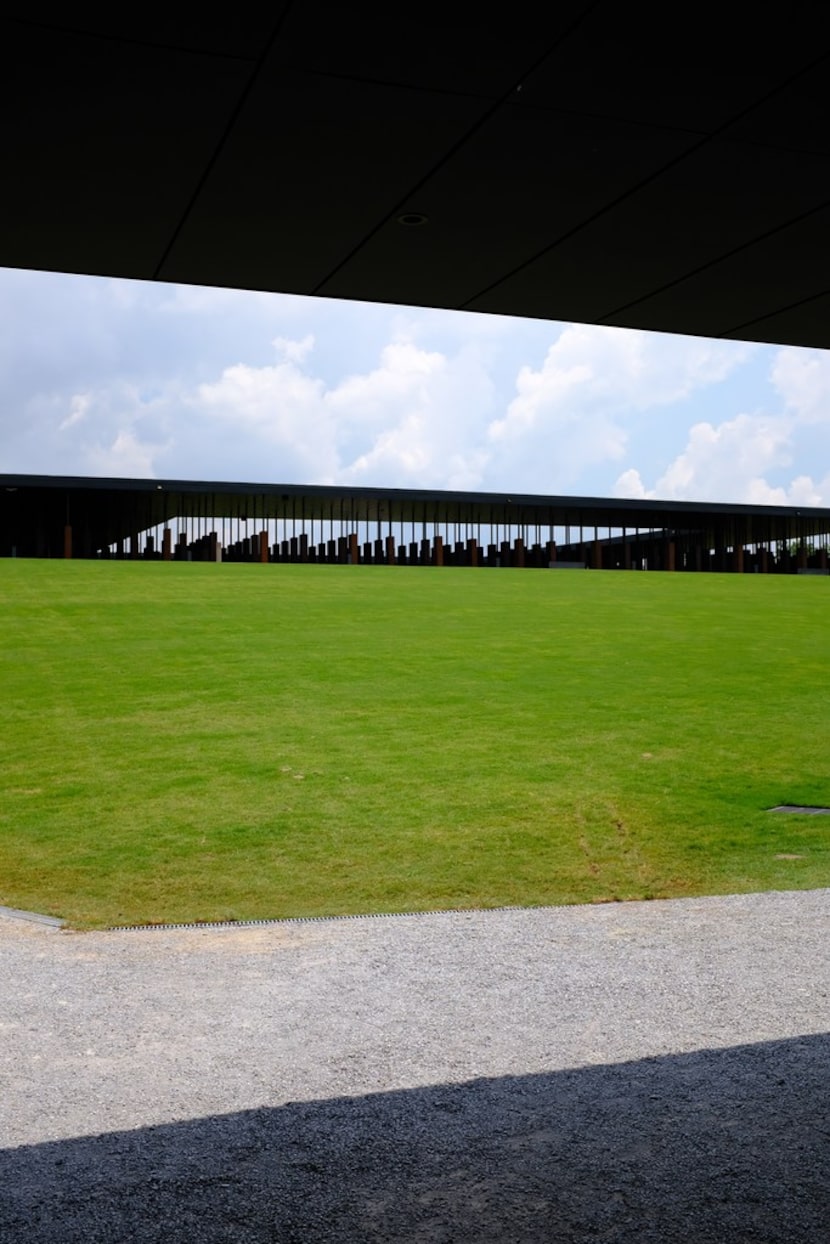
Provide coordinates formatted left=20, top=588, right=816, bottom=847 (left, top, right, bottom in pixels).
left=3, top=475, right=829, bottom=573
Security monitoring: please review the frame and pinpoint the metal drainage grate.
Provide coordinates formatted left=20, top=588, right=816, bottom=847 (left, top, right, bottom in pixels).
left=769, top=804, right=830, bottom=815
left=106, top=904, right=542, bottom=933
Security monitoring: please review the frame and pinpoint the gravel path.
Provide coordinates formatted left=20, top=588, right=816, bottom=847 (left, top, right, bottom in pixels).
left=1, top=889, right=828, bottom=1241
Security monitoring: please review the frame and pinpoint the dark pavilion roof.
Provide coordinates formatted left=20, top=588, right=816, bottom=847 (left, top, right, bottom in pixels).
left=3, top=475, right=830, bottom=559
left=3, top=8, right=830, bottom=349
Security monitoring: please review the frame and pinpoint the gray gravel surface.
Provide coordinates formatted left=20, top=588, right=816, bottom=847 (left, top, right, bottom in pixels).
left=1, top=889, right=828, bottom=1242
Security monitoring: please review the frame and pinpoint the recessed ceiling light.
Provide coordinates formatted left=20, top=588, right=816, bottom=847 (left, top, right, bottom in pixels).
left=397, top=212, right=428, bottom=227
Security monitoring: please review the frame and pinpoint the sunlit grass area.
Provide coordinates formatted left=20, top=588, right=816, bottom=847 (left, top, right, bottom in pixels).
left=1, top=560, right=828, bottom=928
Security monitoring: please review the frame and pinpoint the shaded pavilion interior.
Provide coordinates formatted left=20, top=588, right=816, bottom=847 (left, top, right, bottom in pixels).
left=4, top=10, right=830, bottom=567
left=4, top=474, right=830, bottom=574
left=2, top=17, right=830, bottom=1236
left=3, top=7, right=830, bottom=350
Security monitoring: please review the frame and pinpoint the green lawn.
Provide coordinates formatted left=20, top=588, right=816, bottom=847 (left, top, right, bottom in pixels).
left=1, top=559, right=828, bottom=928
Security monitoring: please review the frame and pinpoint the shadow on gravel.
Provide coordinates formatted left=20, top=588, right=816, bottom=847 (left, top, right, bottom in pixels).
left=2, top=1033, right=828, bottom=1243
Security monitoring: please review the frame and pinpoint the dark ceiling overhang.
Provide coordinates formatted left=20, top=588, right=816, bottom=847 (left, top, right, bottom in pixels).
left=3, top=7, right=830, bottom=348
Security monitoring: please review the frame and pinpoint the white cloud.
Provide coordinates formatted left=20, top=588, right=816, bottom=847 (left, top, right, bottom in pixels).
left=614, top=345, right=830, bottom=506
left=273, top=333, right=315, bottom=364
left=192, top=350, right=335, bottom=482
left=490, top=324, right=753, bottom=439
left=3, top=304, right=762, bottom=496
left=87, top=429, right=166, bottom=478
left=483, top=324, right=754, bottom=493
left=654, top=414, right=793, bottom=501
left=327, top=340, right=448, bottom=425
left=614, top=413, right=795, bottom=503
left=331, top=334, right=496, bottom=488
left=7, top=268, right=824, bottom=507
left=771, top=347, right=830, bottom=424
left=742, top=474, right=830, bottom=507
left=613, top=468, right=652, bottom=499
left=77, top=327, right=485, bottom=489
left=59, top=393, right=91, bottom=431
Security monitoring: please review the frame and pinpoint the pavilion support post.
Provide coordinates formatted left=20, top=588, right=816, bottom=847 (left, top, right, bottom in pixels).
left=63, top=524, right=72, bottom=559
left=349, top=532, right=359, bottom=564
left=162, top=528, right=172, bottom=561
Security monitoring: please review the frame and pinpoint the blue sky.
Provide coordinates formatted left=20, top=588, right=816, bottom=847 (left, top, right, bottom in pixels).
left=2, top=265, right=829, bottom=505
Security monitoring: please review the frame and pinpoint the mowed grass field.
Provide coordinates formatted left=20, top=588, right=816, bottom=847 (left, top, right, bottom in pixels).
left=1, top=559, right=828, bottom=928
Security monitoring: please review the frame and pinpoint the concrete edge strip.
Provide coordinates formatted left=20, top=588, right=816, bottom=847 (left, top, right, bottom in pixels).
left=769, top=804, right=830, bottom=814
left=0, top=904, right=65, bottom=928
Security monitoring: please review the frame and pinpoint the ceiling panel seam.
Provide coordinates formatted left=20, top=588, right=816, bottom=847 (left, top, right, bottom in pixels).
left=1, top=15, right=260, bottom=62
left=151, top=3, right=295, bottom=282
left=459, top=49, right=830, bottom=313
left=309, top=0, right=606, bottom=297
left=723, top=286, right=830, bottom=338
left=597, top=195, right=830, bottom=329
left=293, top=66, right=512, bottom=105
